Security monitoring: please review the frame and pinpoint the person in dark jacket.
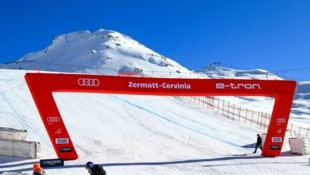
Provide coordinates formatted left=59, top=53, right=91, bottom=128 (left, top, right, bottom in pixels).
left=253, top=134, right=263, bottom=153
left=85, top=161, right=106, bottom=175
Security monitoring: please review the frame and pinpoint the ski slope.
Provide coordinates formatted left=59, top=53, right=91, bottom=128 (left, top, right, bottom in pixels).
left=0, top=69, right=309, bottom=175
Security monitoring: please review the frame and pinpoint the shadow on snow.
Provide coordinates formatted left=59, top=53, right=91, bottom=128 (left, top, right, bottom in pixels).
left=1, top=155, right=264, bottom=172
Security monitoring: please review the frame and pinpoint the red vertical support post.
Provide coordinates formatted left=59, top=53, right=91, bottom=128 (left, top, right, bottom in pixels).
left=262, top=84, right=296, bottom=156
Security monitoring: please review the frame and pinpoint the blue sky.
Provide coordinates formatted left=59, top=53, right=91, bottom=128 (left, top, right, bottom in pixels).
left=0, top=0, right=309, bottom=81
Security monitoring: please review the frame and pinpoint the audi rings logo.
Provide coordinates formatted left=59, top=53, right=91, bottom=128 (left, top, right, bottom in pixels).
left=78, top=78, right=100, bottom=87
left=47, top=117, right=60, bottom=123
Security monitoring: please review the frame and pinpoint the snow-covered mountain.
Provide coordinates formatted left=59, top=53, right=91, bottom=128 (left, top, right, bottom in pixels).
left=0, top=29, right=310, bottom=175
left=194, top=64, right=280, bottom=80
left=0, top=29, right=282, bottom=79
left=292, top=81, right=310, bottom=118
left=0, top=28, right=308, bottom=117
left=0, top=29, right=189, bottom=77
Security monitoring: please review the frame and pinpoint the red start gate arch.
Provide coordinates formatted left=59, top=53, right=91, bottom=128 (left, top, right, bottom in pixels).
left=25, top=72, right=296, bottom=160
